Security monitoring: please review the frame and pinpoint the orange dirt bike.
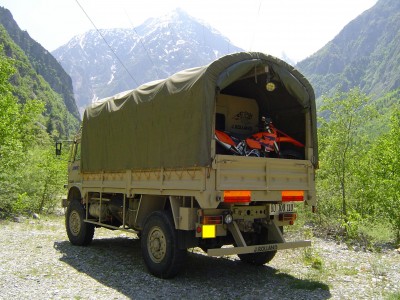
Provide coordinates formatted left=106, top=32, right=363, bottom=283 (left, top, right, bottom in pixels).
left=215, top=116, right=304, bottom=159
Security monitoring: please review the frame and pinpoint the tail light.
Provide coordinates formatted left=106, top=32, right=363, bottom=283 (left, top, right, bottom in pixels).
left=279, top=213, right=297, bottom=225
left=201, top=215, right=222, bottom=225
left=223, top=190, right=251, bottom=203
left=282, top=190, right=304, bottom=202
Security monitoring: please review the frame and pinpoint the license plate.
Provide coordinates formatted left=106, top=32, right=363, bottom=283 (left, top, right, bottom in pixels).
left=269, top=203, right=294, bottom=215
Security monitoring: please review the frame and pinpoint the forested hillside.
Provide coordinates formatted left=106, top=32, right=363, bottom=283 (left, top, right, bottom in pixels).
left=0, top=49, right=69, bottom=216
left=0, top=9, right=79, bottom=216
left=0, top=7, right=80, bottom=120
left=0, top=25, right=79, bottom=137
left=296, top=0, right=400, bottom=102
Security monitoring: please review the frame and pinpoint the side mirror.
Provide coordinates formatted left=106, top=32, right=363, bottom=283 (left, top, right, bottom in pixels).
left=55, top=142, right=62, bottom=156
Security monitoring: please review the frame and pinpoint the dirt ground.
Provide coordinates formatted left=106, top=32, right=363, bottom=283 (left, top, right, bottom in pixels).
left=0, top=216, right=399, bottom=299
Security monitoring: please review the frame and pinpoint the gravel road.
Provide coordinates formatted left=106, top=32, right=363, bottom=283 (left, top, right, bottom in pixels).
left=0, top=216, right=399, bottom=299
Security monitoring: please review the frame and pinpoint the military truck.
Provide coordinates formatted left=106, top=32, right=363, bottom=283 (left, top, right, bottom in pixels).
left=59, top=52, right=318, bottom=278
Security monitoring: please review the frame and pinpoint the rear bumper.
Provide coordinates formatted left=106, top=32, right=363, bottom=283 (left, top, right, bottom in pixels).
left=207, top=240, right=311, bottom=256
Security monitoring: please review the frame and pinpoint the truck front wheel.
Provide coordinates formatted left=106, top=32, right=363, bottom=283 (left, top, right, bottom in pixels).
left=66, top=200, right=95, bottom=246
left=141, top=211, right=187, bottom=278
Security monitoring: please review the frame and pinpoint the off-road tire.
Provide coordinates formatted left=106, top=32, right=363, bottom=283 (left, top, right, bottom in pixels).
left=66, top=200, right=95, bottom=246
left=141, top=211, right=187, bottom=278
left=237, top=229, right=277, bottom=266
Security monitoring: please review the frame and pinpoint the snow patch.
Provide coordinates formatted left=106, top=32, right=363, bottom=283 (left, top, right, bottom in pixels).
left=107, top=73, right=115, bottom=85
left=213, top=50, right=219, bottom=58
left=107, top=64, right=117, bottom=85
left=79, top=35, right=86, bottom=49
left=91, top=94, right=99, bottom=103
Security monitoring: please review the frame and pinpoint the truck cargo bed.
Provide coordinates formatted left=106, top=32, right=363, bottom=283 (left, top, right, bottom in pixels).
left=215, top=154, right=313, bottom=191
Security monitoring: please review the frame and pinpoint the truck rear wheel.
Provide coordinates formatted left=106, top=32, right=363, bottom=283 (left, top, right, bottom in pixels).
left=141, top=211, right=186, bottom=278
left=237, top=229, right=277, bottom=265
left=66, top=200, right=95, bottom=246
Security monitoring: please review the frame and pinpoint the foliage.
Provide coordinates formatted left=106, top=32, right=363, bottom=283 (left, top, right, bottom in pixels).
left=0, top=51, right=69, bottom=217
left=386, top=291, right=400, bottom=300
left=0, top=13, right=78, bottom=217
left=317, top=88, right=375, bottom=221
left=366, top=108, right=400, bottom=241
left=297, top=0, right=400, bottom=101
left=0, top=25, right=79, bottom=139
left=0, top=11, right=80, bottom=217
left=0, top=7, right=80, bottom=120
left=316, top=87, right=400, bottom=244
left=302, top=229, right=324, bottom=270
left=12, top=144, right=69, bottom=213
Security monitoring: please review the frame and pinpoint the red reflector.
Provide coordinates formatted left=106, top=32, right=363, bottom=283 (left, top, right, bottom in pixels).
left=201, top=215, right=222, bottom=225
left=223, top=191, right=251, bottom=203
left=282, top=190, right=304, bottom=202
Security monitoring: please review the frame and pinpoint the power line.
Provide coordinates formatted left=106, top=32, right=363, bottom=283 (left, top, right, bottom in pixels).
left=75, top=0, right=139, bottom=87
left=124, top=11, right=161, bottom=80
left=249, top=0, right=263, bottom=51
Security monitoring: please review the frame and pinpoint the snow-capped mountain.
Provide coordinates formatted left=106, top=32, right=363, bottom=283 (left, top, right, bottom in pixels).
left=52, top=8, right=243, bottom=114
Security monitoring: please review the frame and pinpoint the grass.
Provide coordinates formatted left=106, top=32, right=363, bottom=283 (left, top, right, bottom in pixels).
left=303, top=247, right=324, bottom=271
left=325, top=260, right=360, bottom=277
left=359, top=221, right=396, bottom=245
left=276, top=228, right=330, bottom=290
left=369, top=256, right=388, bottom=277
left=299, top=227, right=324, bottom=271
left=386, top=292, right=400, bottom=300
left=290, top=204, right=397, bottom=252
left=341, top=267, right=358, bottom=276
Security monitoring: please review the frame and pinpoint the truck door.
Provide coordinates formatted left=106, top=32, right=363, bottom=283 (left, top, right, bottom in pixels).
left=68, top=139, right=82, bottom=186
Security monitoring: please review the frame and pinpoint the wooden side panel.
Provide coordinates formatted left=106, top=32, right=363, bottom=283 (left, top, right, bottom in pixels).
left=215, top=155, right=313, bottom=192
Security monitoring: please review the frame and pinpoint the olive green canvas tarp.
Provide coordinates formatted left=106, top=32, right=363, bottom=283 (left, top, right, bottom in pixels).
left=81, top=52, right=317, bottom=172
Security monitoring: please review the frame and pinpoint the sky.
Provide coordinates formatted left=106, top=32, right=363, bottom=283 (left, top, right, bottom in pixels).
left=0, top=0, right=378, bottom=62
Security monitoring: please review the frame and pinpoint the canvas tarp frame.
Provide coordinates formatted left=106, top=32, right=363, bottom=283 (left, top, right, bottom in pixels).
left=81, top=52, right=317, bottom=172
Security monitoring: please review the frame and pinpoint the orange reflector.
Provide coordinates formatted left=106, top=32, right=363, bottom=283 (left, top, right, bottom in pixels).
left=282, top=190, right=304, bottom=202
left=279, top=213, right=297, bottom=222
left=223, top=190, right=251, bottom=203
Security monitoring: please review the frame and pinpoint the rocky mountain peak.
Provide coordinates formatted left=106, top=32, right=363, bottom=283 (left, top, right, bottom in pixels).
left=53, top=9, right=243, bottom=114
left=296, top=0, right=400, bottom=100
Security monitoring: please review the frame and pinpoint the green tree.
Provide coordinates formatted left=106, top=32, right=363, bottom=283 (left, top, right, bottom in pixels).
left=317, top=88, right=375, bottom=225
left=0, top=51, right=61, bottom=214
left=0, top=53, right=20, bottom=157
left=367, top=108, right=400, bottom=241
left=15, top=141, right=69, bottom=213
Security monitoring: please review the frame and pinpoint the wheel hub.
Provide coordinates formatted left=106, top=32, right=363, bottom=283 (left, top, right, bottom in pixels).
left=69, top=210, right=81, bottom=236
left=148, top=226, right=166, bottom=263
